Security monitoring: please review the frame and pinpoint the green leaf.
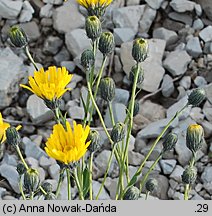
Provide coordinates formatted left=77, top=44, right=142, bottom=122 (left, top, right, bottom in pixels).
left=82, top=167, right=90, bottom=197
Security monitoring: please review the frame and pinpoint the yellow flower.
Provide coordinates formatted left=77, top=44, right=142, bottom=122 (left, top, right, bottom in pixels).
left=20, top=66, right=73, bottom=101
left=0, top=112, right=10, bottom=144
left=77, top=0, right=112, bottom=8
left=45, top=121, right=91, bottom=164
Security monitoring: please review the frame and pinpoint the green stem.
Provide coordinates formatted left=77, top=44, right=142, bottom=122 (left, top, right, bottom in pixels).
left=16, top=146, right=29, bottom=170
left=139, top=154, right=162, bottom=193
left=66, top=168, right=71, bottom=200
left=19, top=177, right=26, bottom=200
left=96, top=145, right=117, bottom=200
left=25, top=46, right=38, bottom=71
left=55, top=168, right=65, bottom=198
left=88, top=55, right=107, bottom=125
left=74, top=168, right=84, bottom=200
left=124, top=103, right=188, bottom=195
left=184, top=184, right=190, bottom=200
left=108, top=101, right=115, bottom=126
left=89, top=153, right=94, bottom=200
left=29, top=192, right=34, bottom=200
left=145, top=191, right=150, bottom=200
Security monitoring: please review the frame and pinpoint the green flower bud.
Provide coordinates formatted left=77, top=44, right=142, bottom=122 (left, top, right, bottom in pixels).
left=129, top=64, right=144, bottom=85
left=17, top=163, right=27, bottom=176
left=8, top=25, right=28, bottom=48
left=132, top=38, right=148, bottom=62
left=162, top=133, right=178, bottom=152
left=182, top=166, right=197, bottom=184
left=6, top=127, right=21, bottom=147
left=145, top=178, right=158, bottom=193
left=111, top=122, right=125, bottom=143
left=81, top=49, right=95, bottom=70
left=41, top=182, right=52, bottom=194
left=44, top=192, right=57, bottom=200
left=24, top=168, right=40, bottom=193
left=99, top=77, right=115, bottom=102
left=186, top=124, right=204, bottom=153
left=123, top=186, right=140, bottom=200
left=88, top=130, right=101, bottom=153
left=133, top=100, right=140, bottom=117
left=99, top=32, right=115, bottom=55
left=85, top=16, right=102, bottom=41
left=188, top=88, right=206, bottom=107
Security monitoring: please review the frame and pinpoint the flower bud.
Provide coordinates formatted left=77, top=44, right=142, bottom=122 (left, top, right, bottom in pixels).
left=145, top=178, right=158, bottom=193
left=24, top=168, right=40, bottom=193
left=132, top=38, right=148, bottom=62
left=88, top=130, right=101, bottom=153
left=81, top=49, right=95, bottom=70
left=188, top=88, right=206, bottom=107
left=41, top=182, right=52, bottom=194
left=85, top=16, right=102, bottom=41
left=129, top=64, right=144, bottom=85
left=6, top=127, right=21, bottom=147
left=182, top=166, right=197, bottom=184
left=123, top=186, right=140, bottom=200
left=111, top=122, right=125, bottom=143
left=162, top=133, right=178, bottom=152
left=186, top=124, right=204, bottom=153
left=99, top=77, right=115, bottom=102
left=8, top=25, right=28, bottom=48
left=133, top=100, right=140, bottom=117
left=99, top=32, right=115, bottom=55
left=17, top=163, right=27, bottom=176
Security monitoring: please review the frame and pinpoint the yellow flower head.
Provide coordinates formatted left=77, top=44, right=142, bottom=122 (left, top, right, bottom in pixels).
left=20, top=66, right=73, bottom=102
left=0, top=112, right=10, bottom=144
left=45, top=121, right=91, bottom=165
left=76, top=0, right=113, bottom=17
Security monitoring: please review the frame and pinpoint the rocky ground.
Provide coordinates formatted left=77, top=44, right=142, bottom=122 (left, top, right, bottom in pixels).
left=0, top=0, right=212, bottom=200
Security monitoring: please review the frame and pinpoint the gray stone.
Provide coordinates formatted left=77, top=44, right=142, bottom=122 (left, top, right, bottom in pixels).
left=186, top=37, right=203, bottom=58
left=173, top=191, right=184, bottom=200
left=201, top=120, right=212, bottom=138
left=20, top=21, right=41, bottom=42
left=194, top=76, right=207, bottom=87
left=0, top=188, right=6, bottom=200
left=163, top=50, right=191, bottom=76
left=196, top=0, right=212, bottom=21
left=40, top=3, right=53, bottom=18
left=128, top=151, right=144, bottom=166
left=114, top=28, right=135, bottom=46
left=120, top=39, right=166, bottom=92
left=65, top=29, right=90, bottom=58
left=0, top=164, right=19, bottom=193
left=136, top=117, right=178, bottom=139
left=39, top=156, right=56, bottom=170
left=204, top=83, right=212, bottom=104
left=53, top=1, right=85, bottom=34
left=26, top=95, right=54, bottom=124
left=68, top=106, right=85, bottom=120
left=168, top=12, right=193, bottom=26
left=25, top=157, right=39, bottom=169
left=92, top=181, right=110, bottom=200
left=201, top=167, right=212, bottom=183
left=61, top=61, right=76, bottom=72
left=104, top=102, right=127, bottom=128
left=159, top=159, right=177, bottom=175
left=199, top=26, right=212, bottom=43
left=114, top=88, right=130, bottom=105
left=2, top=153, right=18, bottom=167
left=19, top=1, right=34, bottom=22
left=145, top=161, right=161, bottom=172
left=48, top=164, right=60, bottom=181
left=0, top=0, right=22, bottom=19
left=161, top=74, right=175, bottom=97
left=126, top=0, right=140, bottom=5
left=170, top=0, right=196, bottom=13
left=203, top=105, right=212, bottom=123
left=193, top=18, right=204, bottom=30
left=190, top=107, right=204, bottom=123
left=114, top=55, right=122, bottom=73
left=43, top=0, right=63, bottom=5
left=170, top=165, right=184, bottom=183
left=94, top=150, right=118, bottom=178
left=153, top=27, right=178, bottom=46
left=113, top=5, right=145, bottom=32
left=191, top=194, right=204, bottom=200
left=67, top=73, right=83, bottom=89
left=22, top=137, right=47, bottom=161
left=43, top=36, right=63, bottom=55
left=0, top=47, right=26, bottom=109
left=53, top=47, right=70, bottom=65
left=179, top=76, right=191, bottom=90
left=194, top=4, right=202, bottom=16
left=139, top=5, right=157, bottom=33
left=145, top=0, right=164, bottom=9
